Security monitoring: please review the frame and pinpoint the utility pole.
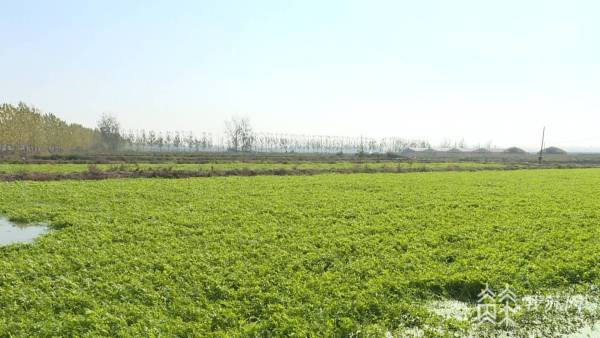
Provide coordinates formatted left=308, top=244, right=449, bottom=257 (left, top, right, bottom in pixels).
left=538, top=127, right=546, bottom=164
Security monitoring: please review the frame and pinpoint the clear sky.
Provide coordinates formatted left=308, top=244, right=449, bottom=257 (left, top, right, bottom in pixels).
left=2, top=0, right=599, bottom=150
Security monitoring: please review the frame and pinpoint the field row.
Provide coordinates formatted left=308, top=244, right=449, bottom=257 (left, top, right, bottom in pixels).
left=0, top=161, right=511, bottom=174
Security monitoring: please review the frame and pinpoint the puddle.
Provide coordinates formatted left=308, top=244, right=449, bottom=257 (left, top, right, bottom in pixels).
left=0, top=217, right=49, bottom=245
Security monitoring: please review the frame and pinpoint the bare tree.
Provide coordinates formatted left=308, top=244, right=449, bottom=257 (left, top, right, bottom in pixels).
left=97, top=114, right=122, bottom=152
left=225, top=117, right=255, bottom=152
left=138, top=129, right=147, bottom=151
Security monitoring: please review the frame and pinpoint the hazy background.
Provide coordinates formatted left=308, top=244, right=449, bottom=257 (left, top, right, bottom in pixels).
left=1, top=0, right=599, bottom=151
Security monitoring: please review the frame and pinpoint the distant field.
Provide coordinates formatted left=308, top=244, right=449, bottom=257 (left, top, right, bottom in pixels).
left=0, top=161, right=508, bottom=174
left=1, top=169, right=599, bottom=336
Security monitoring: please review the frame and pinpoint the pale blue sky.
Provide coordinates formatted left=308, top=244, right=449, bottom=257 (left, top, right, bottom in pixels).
left=2, top=0, right=599, bottom=149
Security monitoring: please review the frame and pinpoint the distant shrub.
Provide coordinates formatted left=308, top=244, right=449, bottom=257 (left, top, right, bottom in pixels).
left=107, top=164, right=127, bottom=172
left=472, top=148, right=491, bottom=153
left=87, top=164, right=101, bottom=174
left=504, top=147, right=527, bottom=154
left=544, top=146, right=567, bottom=155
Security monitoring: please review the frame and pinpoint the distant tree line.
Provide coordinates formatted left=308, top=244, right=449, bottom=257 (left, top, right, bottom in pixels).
left=117, top=129, right=431, bottom=154
left=1, top=103, right=432, bottom=156
left=120, top=129, right=218, bottom=152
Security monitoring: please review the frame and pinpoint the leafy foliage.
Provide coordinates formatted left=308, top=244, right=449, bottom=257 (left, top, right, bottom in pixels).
left=0, top=103, right=100, bottom=154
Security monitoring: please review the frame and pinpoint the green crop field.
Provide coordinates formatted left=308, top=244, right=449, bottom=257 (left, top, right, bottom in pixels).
left=1, top=169, right=599, bottom=336
left=0, top=161, right=506, bottom=175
